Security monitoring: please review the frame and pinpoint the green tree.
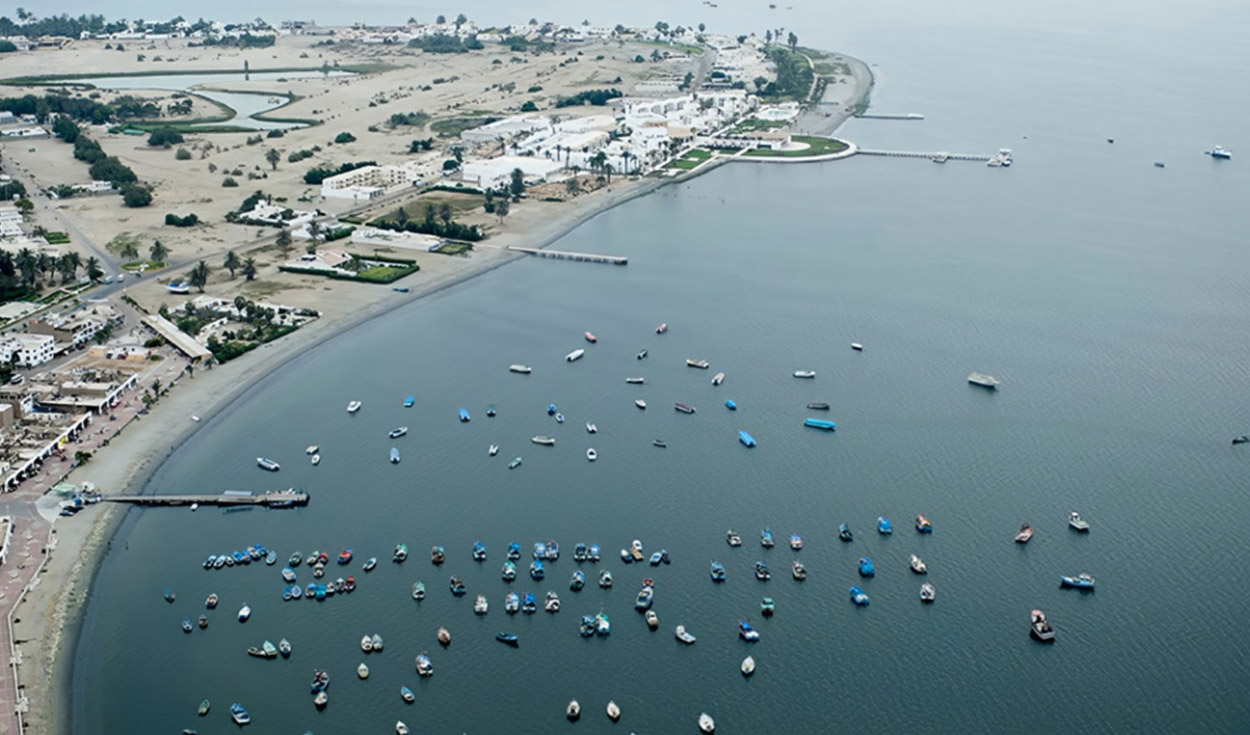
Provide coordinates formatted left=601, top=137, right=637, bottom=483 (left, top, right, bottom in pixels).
left=52, top=115, right=79, bottom=142
left=74, top=450, right=93, bottom=465
left=509, top=167, right=525, bottom=198
left=150, top=240, right=169, bottom=263
left=265, top=148, right=280, bottom=170
left=438, top=202, right=453, bottom=226
left=241, top=257, right=258, bottom=281
left=14, top=198, right=33, bottom=214
left=121, top=183, right=153, bottom=207
left=188, top=260, right=210, bottom=292
left=564, top=178, right=580, bottom=196
left=85, top=256, right=103, bottom=282
left=223, top=250, right=240, bottom=278
left=275, top=228, right=292, bottom=257
left=436, top=14, right=446, bottom=23
left=788, top=31, right=798, bottom=50
left=118, top=239, right=139, bottom=260
left=306, top=222, right=322, bottom=254
left=455, top=13, right=468, bottom=27
left=395, top=206, right=409, bottom=226
left=520, top=100, right=538, bottom=113
left=495, top=197, right=510, bottom=223
left=147, top=127, right=184, bottom=147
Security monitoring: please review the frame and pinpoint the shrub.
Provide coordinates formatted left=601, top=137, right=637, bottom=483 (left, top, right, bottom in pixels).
left=121, top=183, right=153, bottom=207
left=334, top=132, right=356, bottom=144
left=175, top=147, right=192, bottom=160
left=89, top=157, right=137, bottom=185
left=555, top=89, right=622, bottom=107
left=520, top=101, right=538, bottom=112
left=266, top=129, right=285, bottom=138
left=147, top=127, right=184, bottom=147
left=144, top=337, right=164, bottom=348
left=287, top=149, right=314, bottom=163
left=164, top=213, right=199, bottom=227
left=222, top=177, right=239, bottom=187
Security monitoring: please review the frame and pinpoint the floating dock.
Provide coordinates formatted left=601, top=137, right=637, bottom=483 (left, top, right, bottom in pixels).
left=507, top=246, right=627, bottom=265
left=857, top=149, right=992, bottom=162
left=106, top=490, right=309, bottom=508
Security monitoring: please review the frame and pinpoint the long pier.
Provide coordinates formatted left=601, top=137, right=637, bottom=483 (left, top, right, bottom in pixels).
left=857, top=149, right=992, bottom=162
left=857, top=113, right=926, bottom=120
left=507, top=246, right=627, bottom=265
left=106, top=490, right=309, bottom=508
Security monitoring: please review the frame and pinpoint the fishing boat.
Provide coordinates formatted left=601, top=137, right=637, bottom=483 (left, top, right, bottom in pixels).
left=505, top=592, right=520, bottom=614
left=675, top=402, right=696, bottom=414
left=636, top=349, right=648, bottom=360
left=314, top=691, right=328, bottom=709
left=595, top=611, right=611, bottom=635
left=789, top=533, right=803, bottom=550
left=741, top=655, right=756, bottom=676
left=198, top=615, right=208, bottom=629
left=197, top=699, right=210, bottom=716
left=393, top=544, right=408, bottom=563
left=472, top=541, right=487, bottom=561
left=431, top=546, right=445, bottom=565
left=1233, top=436, right=1249, bottom=445
left=530, top=560, right=545, bottom=580
left=804, top=418, right=836, bottom=431
left=412, top=582, right=425, bottom=600
left=396, top=722, right=409, bottom=735
left=354, top=662, right=368, bottom=679
left=570, top=570, right=585, bottom=590
left=567, top=700, right=581, bottom=720
left=534, top=541, right=547, bottom=559
left=851, top=342, right=864, bottom=351
left=566, top=349, right=585, bottom=362
left=760, top=528, right=775, bottom=547
left=967, top=372, right=1000, bottom=389
left=710, top=561, right=727, bottom=581
left=403, top=395, right=415, bottom=407
left=657, top=323, right=668, bottom=334
left=310, top=669, right=329, bottom=693
left=545, top=591, right=561, bottom=613
left=531, top=436, right=555, bottom=446
left=858, top=557, right=875, bottom=577
left=738, top=430, right=756, bottom=447
left=509, top=364, right=533, bottom=374
left=910, top=554, right=928, bottom=574
left=1031, top=609, right=1056, bottom=642
left=646, top=609, right=659, bottom=629
left=361, top=635, right=374, bottom=653
left=631, top=539, right=644, bottom=562
left=584, top=331, right=597, bottom=343
left=625, top=377, right=645, bottom=384
left=458, top=408, right=471, bottom=422
left=279, top=638, right=291, bottom=656
left=712, top=371, right=725, bottom=386
left=606, top=701, right=621, bottom=721
left=761, top=597, right=776, bottom=616
left=501, top=560, right=518, bottom=581
left=437, top=627, right=450, bottom=646
left=675, top=625, right=697, bottom=644
left=738, top=620, right=761, bottom=641
left=256, top=457, right=280, bottom=472
left=486, top=404, right=496, bottom=417
left=916, top=514, right=933, bottom=533
left=573, top=543, right=588, bottom=561
left=1069, top=511, right=1090, bottom=531
left=415, top=652, right=434, bottom=676
left=700, top=712, right=716, bottom=733
left=1209, top=145, right=1233, bottom=159
left=635, top=399, right=647, bottom=409
left=400, top=686, right=414, bottom=703
left=548, top=404, right=558, bottom=415
left=687, top=358, right=710, bottom=369
left=755, top=561, right=771, bottom=580
left=555, top=413, right=565, bottom=423
left=634, top=585, right=654, bottom=611
left=265, top=551, right=277, bottom=565
left=371, top=634, right=384, bottom=652
left=586, top=422, right=597, bottom=433
left=489, top=444, right=500, bottom=456
left=471, top=592, right=489, bottom=614
left=807, top=402, right=830, bottom=410
left=1060, top=573, right=1096, bottom=589
left=877, top=516, right=893, bottom=534
left=850, top=586, right=870, bottom=606
left=545, top=538, right=560, bottom=559
left=725, top=399, right=738, bottom=410
left=387, top=447, right=399, bottom=463
left=652, top=439, right=667, bottom=448
left=229, top=703, right=251, bottom=725
left=389, top=426, right=408, bottom=439
left=587, top=448, right=597, bottom=461
left=580, top=615, right=597, bottom=636
left=449, top=576, right=467, bottom=595
left=508, top=457, right=523, bottom=469
left=497, top=632, right=519, bottom=646
left=649, top=551, right=664, bottom=566
left=726, top=530, right=742, bottom=546
left=599, top=569, right=613, bottom=588
left=793, top=370, right=816, bottom=379
left=237, top=604, right=251, bottom=622
left=507, top=542, right=522, bottom=560
left=519, top=592, right=536, bottom=614
left=921, top=582, right=936, bottom=602
left=205, top=593, right=218, bottom=609
left=588, top=544, right=601, bottom=561
left=347, top=400, right=362, bottom=413
left=288, top=551, right=303, bottom=566
left=1015, top=523, right=1034, bottom=543
left=337, top=549, right=352, bottom=565
left=181, top=617, right=193, bottom=633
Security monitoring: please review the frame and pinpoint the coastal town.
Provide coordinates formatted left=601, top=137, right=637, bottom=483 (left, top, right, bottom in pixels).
left=0, top=11, right=875, bottom=735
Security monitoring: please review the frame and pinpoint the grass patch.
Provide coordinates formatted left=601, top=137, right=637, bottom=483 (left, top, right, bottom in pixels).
left=665, top=159, right=703, bottom=170
left=370, top=192, right=483, bottom=227
left=429, top=116, right=496, bottom=138
left=665, top=148, right=714, bottom=170
left=745, top=136, right=849, bottom=158
left=729, top=118, right=789, bottom=134
left=104, top=232, right=141, bottom=256
left=121, top=260, right=166, bottom=271
left=43, top=231, right=70, bottom=244
left=639, top=40, right=704, bottom=56
left=432, top=241, right=473, bottom=256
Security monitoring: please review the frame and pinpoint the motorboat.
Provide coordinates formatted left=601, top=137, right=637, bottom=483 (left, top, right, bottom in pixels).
left=967, top=372, right=1000, bottom=389
left=508, top=457, right=523, bottom=469
left=625, top=377, right=645, bottom=384
left=310, top=453, right=321, bottom=465
left=401, top=685, right=414, bottom=703
left=505, top=592, right=520, bottom=614
left=282, top=567, right=297, bottom=583
left=588, top=544, right=601, bottom=561
left=807, top=402, right=830, bottom=410
left=738, top=430, right=756, bottom=447
left=507, top=542, right=522, bottom=560
left=530, top=560, right=545, bottom=580
left=1060, top=573, right=1096, bottom=590
left=337, top=549, right=352, bottom=565
left=653, top=439, right=667, bottom=448
left=789, top=533, right=803, bottom=550
left=474, top=594, right=489, bottom=614
left=573, top=543, right=588, bottom=561
left=649, top=551, right=663, bottom=566
left=486, top=404, right=496, bottom=417
left=566, top=349, right=585, bottom=362
left=580, top=615, right=597, bottom=636
left=237, top=604, right=251, bottom=622
left=1233, top=436, right=1249, bottom=445
left=738, top=620, right=761, bottom=641
left=415, top=652, right=434, bottom=676
left=755, top=561, right=771, bottom=580
left=205, top=593, right=218, bottom=609
left=587, top=448, right=597, bottom=462
left=851, top=342, right=863, bottom=351
left=636, top=349, right=648, bottom=360
left=229, top=703, right=251, bottom=726
left=675, top=624, right=698, bottom=644
left=916, top=514, right=933, bottom=533
left=548, top=404, right=558, bottom=415
left=449, top=576, right=467, bottom=595
left=531, top=436, right=555, bottom=446
left=606, top=701, right=621, bottom=721
left=741, top=655, right=756, bottom=676
left=631, top=539, right=644, bottom=561
left=289, top=552, right=303, bottom=566
left=858, top=557, right=875, bottom=577
left=198, top=699, right=210, bottom=716
left=793, top=370, right=816, bottom=379
left=1209, top=145, right=1233, bottom=160
left=458, top=408, right=471, bottom=422
left=497, top=632, right=519, bottom=646
left=634, top=585, right=654, bottom=611
left=509, top=364, right=532, bottom=374
left=489, top=444, right=499, bottom=456
left=361, top=634, right=374, bottom=653
left=567, top=700, right=580, bottom=720
left=197, top=614, right=209, bottom=629
left=910, top=554, right=928, bottom=574
left=397, top=722, right=409, bottom=735
left=712, top=372, right=724, bottom=386
left=725, top=399, right=737, bottom=410
left=393, top=544, right=408, bottom=563
left=595, top=611, right=611, bottom=635
left=920, top=582, right=936, bottom=602
left=546, top=540, right=560, bottom=560
left=472, top=541, right=487, bottom=561
left=256, top=457, right=280, bottom=472
left=555, top=413, right=565, bottom=423
left=437, top=627, right=451, bottom=646
left=760, top=528, right=774, bottom=547
left=700, top=712, right=715, bottom=733
left=347, top=400, right=362, bottom=413
left=545, top=591, right=561, bottom=613
left=793, top=561, right=807, bottom=580
left=363, top=557, right=377, bottom=572
left=726, top=530, right=742, bottom=546
left=687, top=358, right=710, bottom=369
left=849, top=586, right=870, bottom=606
left=570, top=570, right=585, bottom=591
left=431, top=546, right=446, bottom=565
left=710, top=561, right=727, bottom=582
left=877, top=516, right=893, bottom=534
left=303, top=444, right=317, bottom=455
left=635, top=399, right=647, bottom=409
left=804, top=418, right=836, bottom=431
left=586, top=422, right=597, bottom=433
left=584, top=331, right=597, bottom=343
left=403, top=395, right=415, bottom=407
left=675, top=402, right=696, bottom=414
left=522, top=592, right=538, bottom=614
left=313, top=691, right=328, bottom=709
left=1031, top=609, right=1056, bottom=642
left=1015, top=523, right=1034, bottom=543
left=389, top=426, right=408, bottom=439
left=534, top=541, right=548, bottom=559
left=646, top=609, right=659, bottom=629
left=1069, top=511, right=1090, bottom=531
left=277, top=638, right=291, bottom=656
left=181, top=617, right=192, bottom=633
left=502, top=561, right=517, bottom=581
left=599, top=570, right=613, bottom=588
left=760, top=597, right=775, bottom=616
left=412, top=582, right=425, bottom=600
left=657, top=323, right=668, bottom=334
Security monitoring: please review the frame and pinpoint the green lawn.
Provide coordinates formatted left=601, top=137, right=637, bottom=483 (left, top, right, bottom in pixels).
left=745, top=136, right=849, bottom=157
left=43, top=231, right=70, bottom=244
left=121, top=260, right=166, bottom=272
left=430, top=117, right=495, bottom=138
left=729, top=118, right=789, bottom=134
left=354, top=264, right=419, bottom=283
left=433, top=241, right=473, bottom=256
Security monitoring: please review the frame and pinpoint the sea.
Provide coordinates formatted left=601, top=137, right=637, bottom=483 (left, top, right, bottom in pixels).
left=68, top=0, right=1250, bottom=733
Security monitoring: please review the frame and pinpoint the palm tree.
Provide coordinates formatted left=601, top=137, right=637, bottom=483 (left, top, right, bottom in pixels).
left=85, top=256, right=103, bottom=282
left=602, top=162, right=614, bottom=185
left=589, top=150, right=608, bottom=176
left=233, top=295, right=248, bottom=314
left=188, top=260, right=210, bottom=292
left=15, top=248, right=37, bottom=286
left=150, top=240, right=169, bottom=264
left=306, top=222, right=322, bottom=254
left=275, top=228, right=292, bottom=257
left=620, top=151, right=633, bottom=176
left=241, top=257, right=258, bottom=281
left=223, top=250, right=240, bottom=279
left=119, top=240, right=139, bottom=261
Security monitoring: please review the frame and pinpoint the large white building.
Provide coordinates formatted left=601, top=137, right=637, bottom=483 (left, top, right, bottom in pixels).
left=460, top=116, right=549, bottom=145
left=0, top=334, right=55, bottom=368
left=320, top=163, right=426, bottom=200
left=461, top=156, right=563, bottom=190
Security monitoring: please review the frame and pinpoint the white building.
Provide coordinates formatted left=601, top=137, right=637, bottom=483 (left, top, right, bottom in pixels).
left=461, top=156, right=563, bottom=190
left=0, top=334, right=55, bottom=368
left=320, top=163, right=425, bottom=200
left=460, top=116, right=549, bottom=145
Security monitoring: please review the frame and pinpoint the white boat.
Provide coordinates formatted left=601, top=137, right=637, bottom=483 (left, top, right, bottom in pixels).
left=361, top=635, right=373, bottom=652
left=1210, top=145, right=1233, bottom=160
left=968, top=372, right=1000, bottom=388
left=357, top=662, right=369, bottom=679
left=699, top=713, right=716, bottom=733
left=256, top=457, right=280, bottom=472
left=509, top=364, right=533, bottom=374
left=712, top=372, right=724, bottom=386
left=920, top=582, right=936, bottom=602
left=793, top=370, right=816, bottom=379
left=606, top=701, right=621, bottom=721
left=741, top=655, right=755, bottom=676
left=310, top=454, right=320, bottom=466
left=489, top=444, right=499, bottom=456
left=305, top=445, right=318, bottom=455
left=675, top=625, right=696, bottom=644
left=389, top=426, right=408, bottom=439
left=474, top=594, right=489, bottom=614
left=566, top=349, right=585, bottom=362
left=587, top=448, right=597, bottom=462
left=851, top=343, right=863, bottom=351
left=586, top=422, right=597, bottom=434
left=635, top=399, right=647, bottom=409
left=625, top=377, right=645, bottom=384
left=347, top=401, right=362, bottom=413
left=1069, top=511, right=1090, bottom=532
left=237, top=604, right=251, bottom=622
left=531, top=436, right=555, bottom=446
left=396, top=722, right=409, bottom=735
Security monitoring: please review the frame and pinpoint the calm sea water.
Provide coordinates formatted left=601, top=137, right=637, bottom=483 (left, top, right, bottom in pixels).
left=70, top=1, right=1250, bottom=733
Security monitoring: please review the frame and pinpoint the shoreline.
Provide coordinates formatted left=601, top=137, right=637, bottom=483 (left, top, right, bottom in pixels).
left=18, top=46, right=874, bottom=735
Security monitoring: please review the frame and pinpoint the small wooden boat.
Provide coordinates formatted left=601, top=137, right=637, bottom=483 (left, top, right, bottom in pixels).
left=400, top=685, right=415, bottom=703
left=357, top=662, right=369, bottom=679
left=437, top=627, right=451, bottom=646
left=314, top=691, right=328, bottom=709
left=699, top=712, right=716, bottom=733
left=197, top=699, right=210, bottom=716
left=396, top=721, right=409, bottom=735
left=920, top=582, right=936, bottom=602
left=675, top=625, right=696, bottom=644
left=567, top=699, right=580, bottom=720
left=496, top=631, right=519, bottom=646
left=741, top=655, right=756, bottom=676
left=606, top=700, right=621, bottom=721
left=1015, top=523, right=1034, bottom=543
left=197, top=615, right=208, bottom=629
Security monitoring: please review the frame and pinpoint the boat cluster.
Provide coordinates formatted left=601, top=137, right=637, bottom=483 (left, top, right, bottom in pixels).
left=201, top=544, right=275, bottom=571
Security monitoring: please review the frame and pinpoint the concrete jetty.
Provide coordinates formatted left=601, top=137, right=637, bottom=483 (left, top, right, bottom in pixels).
left=106, top=489, right=309, bottom=508
left=857, top=113, right=926, bottom=120
left=857, top=149, right=992, bottom=162
left=507, top=246, right=627, bottom=265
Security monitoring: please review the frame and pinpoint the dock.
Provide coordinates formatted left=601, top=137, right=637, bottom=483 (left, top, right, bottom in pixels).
left=857, top=149, right=992, bottom=162
left=106, top=489, right=309, bottom=508
left=857, top=113, right=926, bottom=120
left=507, top=246, right=627, bottom=265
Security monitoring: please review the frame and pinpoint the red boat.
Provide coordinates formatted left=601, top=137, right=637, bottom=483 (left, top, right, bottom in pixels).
left=656, top=323, right=668, bottom=334
left=674, top=403, right=696, bottom=414
left=1014, top=524, right=1033, bottom=544
left=584, top=331, right=597, bottom=343
left=337, top=548, right=353, bottom=564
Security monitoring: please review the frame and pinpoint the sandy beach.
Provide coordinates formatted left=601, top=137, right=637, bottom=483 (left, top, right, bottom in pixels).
left=0, top=30, right=872, bottom=734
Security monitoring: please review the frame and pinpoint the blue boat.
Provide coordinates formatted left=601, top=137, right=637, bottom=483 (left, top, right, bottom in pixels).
left=472, top=541, right=487, bottom=561
left=403, top=395, right=415, bottom=408
left=305, top=583, right=316, bottom=598
left=547, top=403, right=557, bottom=416
left=738, top=430, right=757, bottom=447
left=546, top=540, right=560, bottom=560
left=588, top=544, right=601, bottom=562
left=314, top=585, right=326, bottom=600
left=738, top=620, right=761, bottom=642
left=533, top=542, right=546, bottom=559
left=505, top=592, right=520, bottom=613
left=710, top=561, right=726, bottom=582
left=876, top=516, right=893, bottom=535
left=449, top=576, right=467, bottom=596
left=231, top=551, right=244, bottom=564
left=839, top=523, right=853, bottom=542
left=458, top=408, right=470, bottom=422
left=530, top=560, right=545, bottom=580
left=203, top=555, right=216, bottom=569
left=393, top=286, right=410, bottom=293
left=522, top=592, right=537, bottom=613
left=570, top=570, right=585, bottom=590
left=281, top=586, right=292, bottom=601
left=635, top=585, right=654, bottom=610
left=803, top=418, right=836, bottom=431
left=1060, top=573, right=1096, bottom=590
left=230, top=703, right=251, bottom=726
left=496, top=632, right=519, bottom=646
left=390, top=447, right=400, bottom=464
left=760, top=528, right=774, bottom=547
left=290, top=584, right=302, bottom=599
left=850, top=586, right=870, bottom=606
left=580, top=615, right=597, bottom=637
left=858, top=557, right=875, bottom=577
left=507, top=542, right=521, bottom=560
left=725, top=399, right=738, bottom=410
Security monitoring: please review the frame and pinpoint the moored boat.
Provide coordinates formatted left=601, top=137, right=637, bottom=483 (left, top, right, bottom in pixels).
left=967, top=372, right=1000, bottom=389
left=789, top=533, right=803, bottom=550
left=920, top=582, right=936, bottom=602
left=361, top=635, right=374, bottom=653
left=804, top=418, right=836, bottom=431
left=505, top=592, right=520, bottom=614
left=237, top=604, right=251, bottom=622
left=656, top=322, right=668, bottom=334
left=415, top=652, right=434, bottom=676
left=634, top=585, right=654, bottom=611
left=181, top=617, right=192, bottom=633
left=347, top=400, right=362, bottom=413
left=371, top=634, right=383, bottom=652
left=531, top=436, right=555, bottom=446
left=599, top=570, right=613, bottom=588
left=910, top=554, right=928, bottom=574
left=198, top=614, right=208, bottom=629
left=437, top=627, right=451, bottom=646
left=278, top=638, right=291, bottom=656
left=587, top=448, right=597, bottom=462
left=486, top=404, right=496, bottom=417
left=449, top=576, right=467, bottom=595
left=606, top=700, right=621, bottom=721
left=508, top=456, right=523, bottom=469
left=726, top=529, right=742, bottom=546
left=807, top=402, right=830, bottom=410
left=916, top=514, right=933, bottom=533
left=567, top=700, right=580, bottom=720
left=710, top=561, right=726, bottom=582
left=389, top=426, right=408, bottom=439
left=509, top=364, right=533, bottom=374
left=687, top=358, right=710, bottom=369
left=397, top=721, right=409, bottom=735
left=595, top=611, right=611, bottom=635
left=230, top=703, right=251, bottom=725
left=1068, top=511, right=1090, bottom=532
left=401, top=685, right=414, bottom=703
left=570, top=570, right=585, bottom=590
left=858, top=557, right=875, bottom=577
left=502, top=560, right=517, bottom=581
left=256, top=457, right=280, bottom=472
left=497, top=632, right=519, bottom=646
left=793, top=370, right=816, bottom=379
left=545, top=590, right=561, bottom=613
left=700, top=712, right=715, bottom=733
left=636, top=349, right=648, bottom=360
left=646, top=610, right=659, bottom=629
left=586, top=422, right=597, bottom=433
left=507, top=542, right=522, bottom=560
left=403, top=395, right=415, bottom=407
left=1031, top=609, right=1056, bottom=642
left=625, top=376, right=645, bottom=384
left=412, top=582, right=425, bottom=600
left=877, top=516, right=893, bottom=534
left=675, top=625, right=697, bottom=644
left=530, top=560, right=545, bottom=580
left=337, top=548, right=352, bottom=565
left=566, top=349, right=585, bottom=362
left=1060, top=573, right=1096, bottom=589
left=635, top=399, right=647, bottom=409
left=725, top=399, right=737, bottom=410
left=431, top=546, right=445, bottom=565
left=1015, top=523, right=1034, bottom=543
left=851, top=342, right=864, bottom=351
left=584, top=331, right=597, bottom=343
left=792, top=561, right=807, bottom=580
left=741, top=655, right=756, bottom=676
left=314, top=691, right=328, bottom=709
left=850, top=586, right=870, bottom=606
left=738, top=620, right=760, bottom=641
left=393, top=543, right=408, bottom=563
left=712, top=372, right=724, bottom=386
left=738, top=430, right=756, bottom=447
left=458, top=408, right=470, bottom=422
left=675, top=402, right=696, bottom=414
left=472, top=541, right=487, bottom=561
left=555, top=412, right=564, bottom=423
left=205, top=593, right=218, bottom=609
left=760, top=597, right=775, bottom=616
left=523, top=592, right=537, bottom=614
left=754, top=560, right=771, bottom=580
left=198, top=699, right=210, bottom=716
left=760, top=528, right=774, bottom=547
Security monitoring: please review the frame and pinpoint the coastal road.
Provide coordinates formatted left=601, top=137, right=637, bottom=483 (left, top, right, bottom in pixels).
left=0, top=158, right=119, bottom=272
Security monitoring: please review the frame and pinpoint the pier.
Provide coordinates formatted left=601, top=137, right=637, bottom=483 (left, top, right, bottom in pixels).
left=507, top=246, right=627, bottom=265
left=857, top=113, right=926, bottom=120
left=106, top=490, right=309, bottom=508
left=857, top=149, right=992, bottom=162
